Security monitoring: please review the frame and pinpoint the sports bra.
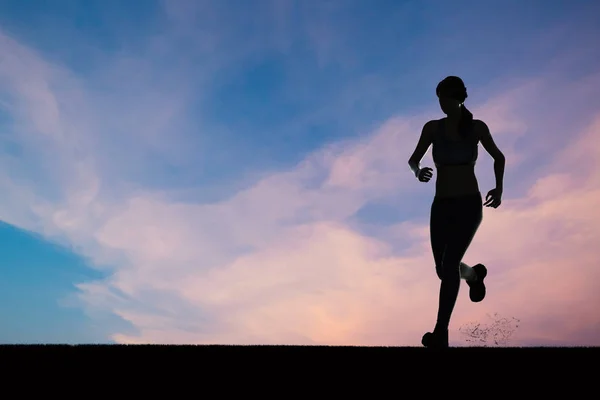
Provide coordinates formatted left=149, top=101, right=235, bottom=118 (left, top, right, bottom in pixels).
left=431, top=119, right=478, bottom=167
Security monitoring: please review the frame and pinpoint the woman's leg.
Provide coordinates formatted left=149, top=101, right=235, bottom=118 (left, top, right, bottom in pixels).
left=430, top=198, right=449, bottom=281
left=422, top=197, right=452, bottom=347
left=460, top=262, right=477, bottom=281
left=434, top=194, right=483, bottom=333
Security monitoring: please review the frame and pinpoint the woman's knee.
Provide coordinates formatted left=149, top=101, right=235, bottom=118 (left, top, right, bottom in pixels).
left=440, top=262, right=461, bottom=280
left=435, top=264, right=443, bottom=280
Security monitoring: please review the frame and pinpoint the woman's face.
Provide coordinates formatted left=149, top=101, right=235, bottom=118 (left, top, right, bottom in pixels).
left=438, top=93, right=462, bottom=116
left=439, top=95, right=462, bottom=115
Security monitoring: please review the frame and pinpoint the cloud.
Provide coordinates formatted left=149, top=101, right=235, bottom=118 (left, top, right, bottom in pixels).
left=73, top=76, right=600, bottom=346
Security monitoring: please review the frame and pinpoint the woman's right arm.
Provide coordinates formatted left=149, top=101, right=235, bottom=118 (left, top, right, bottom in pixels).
left=408, top=120, right=434, bottom=177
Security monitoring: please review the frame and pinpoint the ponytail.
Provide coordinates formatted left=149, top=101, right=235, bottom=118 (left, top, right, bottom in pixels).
left=459, top=104, right=474, bottom=139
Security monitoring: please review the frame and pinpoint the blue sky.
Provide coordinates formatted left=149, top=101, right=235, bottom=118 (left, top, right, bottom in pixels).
left=0, top=0, right=599, bottom=345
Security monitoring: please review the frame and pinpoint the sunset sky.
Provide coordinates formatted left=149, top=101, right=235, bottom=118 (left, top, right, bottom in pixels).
left=1, top=0, right=599, bottom=346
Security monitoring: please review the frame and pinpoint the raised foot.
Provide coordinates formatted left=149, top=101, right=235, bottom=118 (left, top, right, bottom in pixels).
left=468, top=263, right=487, bottom=302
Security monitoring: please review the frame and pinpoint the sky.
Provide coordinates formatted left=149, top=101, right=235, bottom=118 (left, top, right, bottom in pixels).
left=0, top=0, right=599, bottom=346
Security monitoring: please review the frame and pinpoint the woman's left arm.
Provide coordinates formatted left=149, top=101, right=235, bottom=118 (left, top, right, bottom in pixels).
left=476, top=120, right=505, bottom=191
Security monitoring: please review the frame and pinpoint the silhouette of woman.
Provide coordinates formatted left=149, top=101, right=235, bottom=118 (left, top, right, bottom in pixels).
left=408, top=76, right=505, bottom=348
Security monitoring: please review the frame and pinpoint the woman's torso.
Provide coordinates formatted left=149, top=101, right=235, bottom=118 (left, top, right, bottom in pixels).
left=432, top=118, right=480, bottom=198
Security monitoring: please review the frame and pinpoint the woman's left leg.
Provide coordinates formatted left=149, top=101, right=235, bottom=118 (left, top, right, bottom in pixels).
left=460, top=262, right=477, bottom=281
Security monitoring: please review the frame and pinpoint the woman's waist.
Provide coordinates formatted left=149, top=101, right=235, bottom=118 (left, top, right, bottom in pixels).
left=435, top=163, right=476, bottom=171
left=435, top=169, right=479, bottom=197
left=435, top=165, right=477, bottom=179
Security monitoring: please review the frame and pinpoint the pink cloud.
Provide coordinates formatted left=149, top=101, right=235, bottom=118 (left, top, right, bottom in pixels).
left=75, top=80, right=600, bottom=347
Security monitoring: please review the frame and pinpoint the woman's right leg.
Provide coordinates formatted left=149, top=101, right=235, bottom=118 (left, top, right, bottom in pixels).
left=432, top=198, right=462, bottom=338
left=423, top=197, right=453, bottom=347
left=430, top=198, right=449, bottom=281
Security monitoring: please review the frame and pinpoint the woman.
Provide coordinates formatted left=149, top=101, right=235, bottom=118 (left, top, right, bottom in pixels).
left=407, top=76, right=505, bottom=348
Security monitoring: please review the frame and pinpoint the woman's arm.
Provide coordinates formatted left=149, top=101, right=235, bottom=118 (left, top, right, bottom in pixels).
left=408, top=120, right=434, bottom=177
left=476, top=120, right=505, bottom=190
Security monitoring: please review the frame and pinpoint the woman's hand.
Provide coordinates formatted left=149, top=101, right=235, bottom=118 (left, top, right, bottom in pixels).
left=484, top=188, right=502, bottom=208
left=417, top=167, right=433, bottom=182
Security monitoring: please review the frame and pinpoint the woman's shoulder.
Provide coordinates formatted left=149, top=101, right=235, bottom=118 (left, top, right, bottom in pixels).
left=424, top=118, right=443, bottom=126
left=423, top=118, right=444, bottom=133
left=471, top=119, right=491, bottom=140
left=472, top=119, right=489, bottom=130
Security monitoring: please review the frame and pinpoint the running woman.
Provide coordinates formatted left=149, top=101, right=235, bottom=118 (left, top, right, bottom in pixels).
left=408, top=76, right=505, bottom=348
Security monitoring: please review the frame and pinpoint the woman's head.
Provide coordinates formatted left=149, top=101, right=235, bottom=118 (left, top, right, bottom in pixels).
left=436, top=76, right=474, bottom=136
left=436, top=76, right=468, bottom=116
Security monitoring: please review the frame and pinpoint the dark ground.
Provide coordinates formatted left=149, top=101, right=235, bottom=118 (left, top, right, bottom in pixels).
left=1, top=345, right=596, bottom=393
left=2, top=344, right=597, bottom=361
